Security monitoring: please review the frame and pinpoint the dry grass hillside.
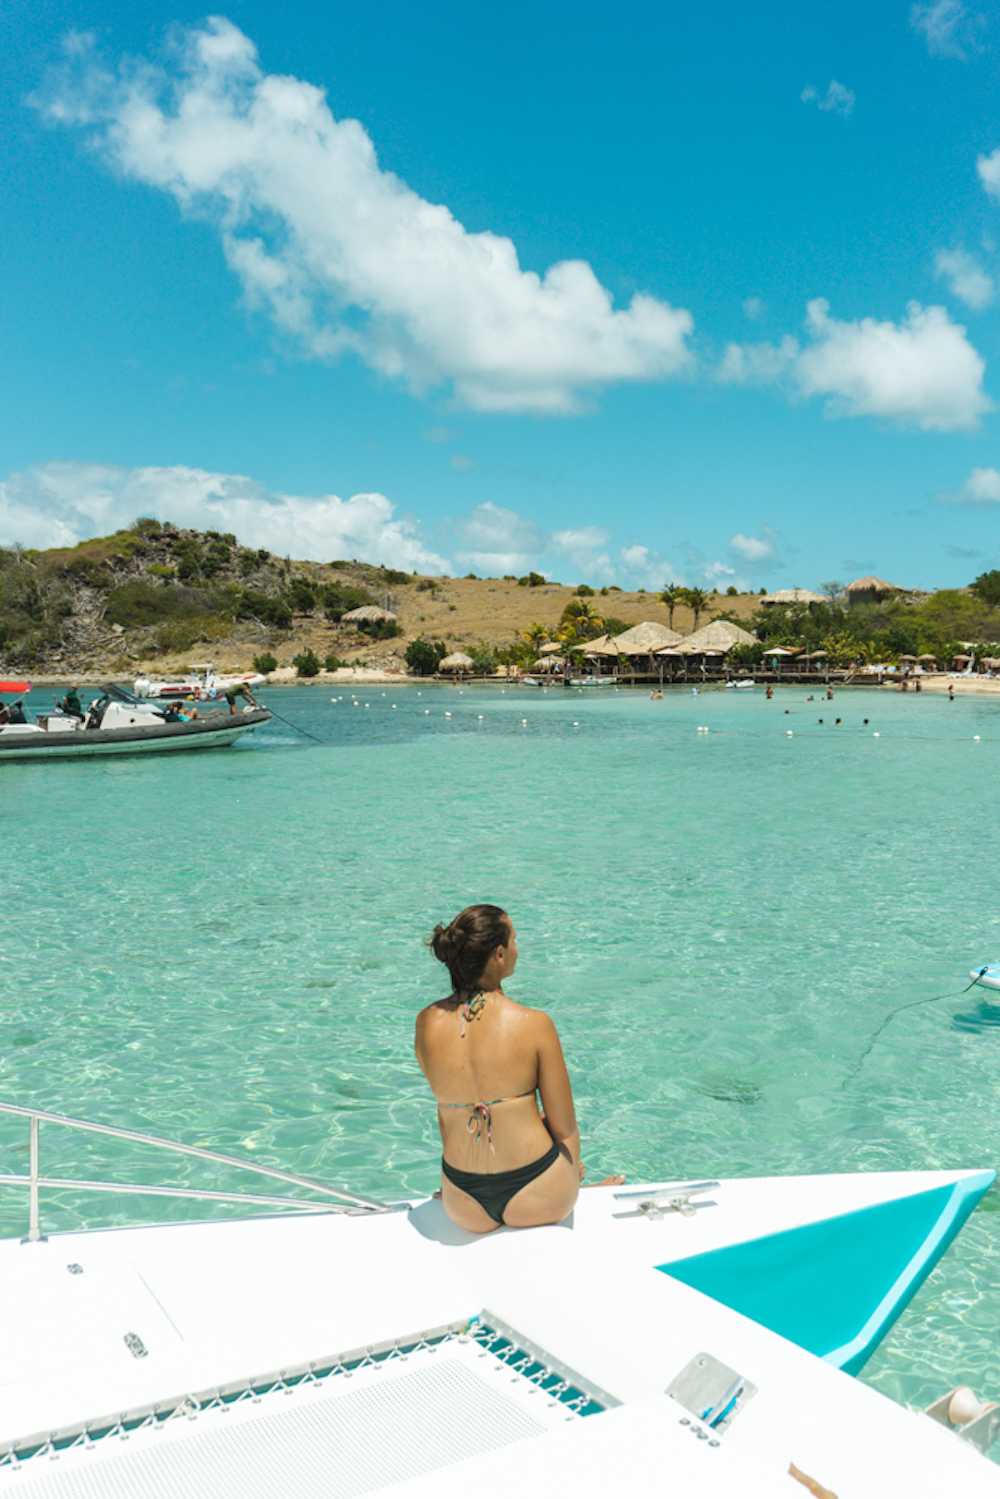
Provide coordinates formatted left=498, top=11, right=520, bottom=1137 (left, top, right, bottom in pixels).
left=0, top=522, right=760, bottom=679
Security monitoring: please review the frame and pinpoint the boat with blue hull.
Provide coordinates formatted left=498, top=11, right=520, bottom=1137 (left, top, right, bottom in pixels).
left=0, top=1099, right=996, bottom=1496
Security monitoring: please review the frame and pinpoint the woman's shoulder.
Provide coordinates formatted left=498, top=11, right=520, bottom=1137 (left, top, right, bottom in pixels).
left=415, top=994, right=460, bottom=1026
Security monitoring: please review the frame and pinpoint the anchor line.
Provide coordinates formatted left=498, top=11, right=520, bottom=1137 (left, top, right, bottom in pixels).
left=841, top=970, right=988, bottom=1090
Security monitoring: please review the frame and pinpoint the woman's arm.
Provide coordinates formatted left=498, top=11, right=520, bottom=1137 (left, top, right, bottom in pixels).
left=534, top=1013, right=579, bottom=1166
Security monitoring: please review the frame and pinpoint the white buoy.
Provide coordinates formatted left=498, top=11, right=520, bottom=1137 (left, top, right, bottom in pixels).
left=573, top=721, right=579, bottom=727
left=786, top=730, right=793, bottom=737
left=874, top=732, right=880, bottom=737
left=522, top=719, right=528, bottom=725
left=392, top=705, right=397, bottom=710
left=974, top=735, right=981, bottom=741
left=424, top=709, right=430, bottom=714
left=478, top=714, right=483, bottom=720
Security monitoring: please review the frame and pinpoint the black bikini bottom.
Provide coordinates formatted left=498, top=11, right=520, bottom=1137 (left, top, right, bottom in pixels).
left=441, top=1142, right=561, bottom=1224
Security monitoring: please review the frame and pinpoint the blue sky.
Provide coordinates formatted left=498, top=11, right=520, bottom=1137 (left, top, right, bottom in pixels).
left=4, top=0, right=1000, bottom=589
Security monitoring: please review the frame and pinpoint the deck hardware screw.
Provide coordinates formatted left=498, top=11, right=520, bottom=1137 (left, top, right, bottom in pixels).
left=67, top=1263, right=83, bottom=1275
left=679, top=1418, right=690, bottom=1425
left=709, top=1440, right=720, bottom=1447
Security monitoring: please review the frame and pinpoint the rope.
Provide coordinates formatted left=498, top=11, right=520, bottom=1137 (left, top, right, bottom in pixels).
left=841, top=969, right=988, bottom=1089
left=261, top=703, right=327, bottom=744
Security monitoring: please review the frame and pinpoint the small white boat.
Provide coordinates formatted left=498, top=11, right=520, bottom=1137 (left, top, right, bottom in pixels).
left=0, top=685, right=271, bottom=760
left=726, top=679, right=756, bottom=689
left=564, top=675, right=616, bottom=688
left=133, top=663, right=267, bottom=701
left=0, top=1099, right=996, bottom=1497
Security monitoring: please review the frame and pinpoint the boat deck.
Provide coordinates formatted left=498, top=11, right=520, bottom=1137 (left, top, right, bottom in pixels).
left=0, top=1171, right=997, bottom=1496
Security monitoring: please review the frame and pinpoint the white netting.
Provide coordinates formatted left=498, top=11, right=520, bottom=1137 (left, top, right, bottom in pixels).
left=0, top=1330, right=595, bottom=1499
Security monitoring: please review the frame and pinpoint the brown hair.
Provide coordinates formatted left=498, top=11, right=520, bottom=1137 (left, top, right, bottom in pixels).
left=429, top=904, right=511, bottom=993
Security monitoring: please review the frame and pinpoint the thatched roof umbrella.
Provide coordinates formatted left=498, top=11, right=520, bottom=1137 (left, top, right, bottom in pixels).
left=341, top=605, right=399, bottom=625
left=439, top=651, right=473, bottom=672
left=538, top=641, right=563, bottom=655
left=532, top=656, right=564, bottom=670
left=917, top=653, right=938, bottom=662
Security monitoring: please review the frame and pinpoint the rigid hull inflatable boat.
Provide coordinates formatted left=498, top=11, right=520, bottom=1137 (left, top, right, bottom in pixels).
left=0, top=686, right=271, bottom=760
left=0, top=1100, right=996, bottom=1497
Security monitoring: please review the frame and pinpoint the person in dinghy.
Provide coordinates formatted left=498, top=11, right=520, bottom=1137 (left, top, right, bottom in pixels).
left=416, top=905, right=621, bottom=1233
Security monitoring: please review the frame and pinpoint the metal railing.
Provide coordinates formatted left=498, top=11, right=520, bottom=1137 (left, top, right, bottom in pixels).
left=0, top=1101, right=399, bottom=1242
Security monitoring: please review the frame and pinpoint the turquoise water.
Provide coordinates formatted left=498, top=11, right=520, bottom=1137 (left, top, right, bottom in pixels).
left=4, top=681, right=1000, bottom=1417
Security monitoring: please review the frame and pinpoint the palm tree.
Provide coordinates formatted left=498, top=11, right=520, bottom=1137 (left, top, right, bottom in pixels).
left=685, top=586, right=710, bottom=630
left=519, top=621, right=550, bottom=649
left=660, top=584, right=685, bottom=629
left=560, top=598, right=605, bottom=639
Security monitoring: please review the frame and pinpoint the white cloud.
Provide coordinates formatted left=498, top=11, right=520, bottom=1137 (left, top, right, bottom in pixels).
left=36, top=20, right=694, bottom=416
left=935, top=466, right=1000, bottom=507
left=910, top=1, right=982, bottom=60
left=450, top=454, right=477, bottom=471
left=977, top=148, right=1000, bottom=200
left=0, top=461, right=451, bottom=571
left=935, top=248, right=995, bottom=308
left=720, top=298, right=990, bottom=430
left=730, top=531, right=775, bottom=563
left=801, top=81, right=855, bottom=117
left=742, top=297, right=764, bottom=321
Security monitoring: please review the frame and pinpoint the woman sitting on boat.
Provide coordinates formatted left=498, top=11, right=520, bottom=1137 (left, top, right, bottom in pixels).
left=416, top=904, right=591, bottom=1234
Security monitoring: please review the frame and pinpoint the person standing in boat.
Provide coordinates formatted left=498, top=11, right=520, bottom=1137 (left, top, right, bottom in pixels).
left=416, top=905, right=606, bottom=1234
left=224, top=682, right=259, bottom=715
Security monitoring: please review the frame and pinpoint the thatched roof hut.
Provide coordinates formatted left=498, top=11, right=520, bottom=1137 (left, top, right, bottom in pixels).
left=341, top=605, right=399, bottom=625
left=438, top=651, right=474, bottom=672
left=845, top=577, right=900, bottom=604
left=669, top=620, right=757, bottom=653
left=612, top=622, right=683, bottom=653
left=761, top=588, right=825, bottom=607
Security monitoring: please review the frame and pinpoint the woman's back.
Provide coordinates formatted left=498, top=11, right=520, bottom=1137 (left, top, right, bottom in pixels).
left=416, top=993, right=561, bottom=1172
left=417, top=904, right=580, bottom=1232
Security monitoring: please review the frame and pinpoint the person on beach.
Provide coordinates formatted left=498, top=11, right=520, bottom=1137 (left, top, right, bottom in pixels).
left=224, top=682, right=258, bottom=715
left=949, top=685, right=955, bottom=701
left=416, top=904, right=621, bottom=1233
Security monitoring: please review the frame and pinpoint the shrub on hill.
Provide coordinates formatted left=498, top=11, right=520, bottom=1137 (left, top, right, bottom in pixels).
left=321, top=582, right=375, bottom=621
left=292, top=648, right=322, bottom=677
left=104, top=580, right=219, bottom=628
left=236, top=591, right=293, bottom=630
left=405, top=638, right=447, bottom=675
left=358, top=618, right=401, bottom=639
left=253, top=652, right=278, bottom=674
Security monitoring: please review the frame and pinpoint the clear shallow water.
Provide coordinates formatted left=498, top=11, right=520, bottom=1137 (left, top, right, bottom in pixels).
left=4, top=681, right=1000, bottom=1418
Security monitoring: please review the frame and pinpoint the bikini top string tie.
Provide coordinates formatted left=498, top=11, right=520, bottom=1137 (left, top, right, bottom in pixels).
left=460, top=986, right=486, bottom=1038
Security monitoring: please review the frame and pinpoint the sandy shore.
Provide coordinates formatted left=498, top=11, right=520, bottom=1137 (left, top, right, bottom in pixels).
left=887, top=675, right=1000, bottom=696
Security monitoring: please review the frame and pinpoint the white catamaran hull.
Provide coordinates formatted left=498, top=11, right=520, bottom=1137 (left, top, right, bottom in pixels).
left=0, top=1154, right=995, bottom=1498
